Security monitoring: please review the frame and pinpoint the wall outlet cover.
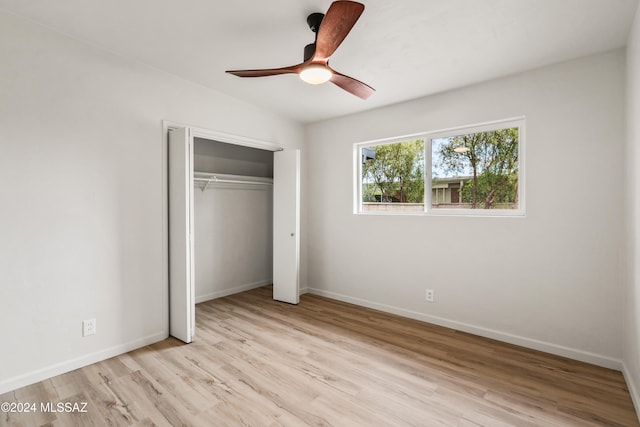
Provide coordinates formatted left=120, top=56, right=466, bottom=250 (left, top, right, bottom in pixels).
left=82, top=319, right=96, bottom=337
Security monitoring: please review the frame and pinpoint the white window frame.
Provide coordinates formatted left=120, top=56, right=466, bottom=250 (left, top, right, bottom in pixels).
left=354, top=117, right=526, bottom=217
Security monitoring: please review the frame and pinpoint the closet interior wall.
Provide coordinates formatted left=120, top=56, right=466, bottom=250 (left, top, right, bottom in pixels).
left=193, top=137, right=274, bottom=303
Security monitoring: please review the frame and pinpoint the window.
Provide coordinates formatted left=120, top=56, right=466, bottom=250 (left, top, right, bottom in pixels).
left=361, top=139, right=425, bottom=212
left=355, top=118, right=524, bottom=216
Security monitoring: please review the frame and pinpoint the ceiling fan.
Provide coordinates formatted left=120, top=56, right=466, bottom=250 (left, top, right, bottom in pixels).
left=226, top=1, right=375, bottom=100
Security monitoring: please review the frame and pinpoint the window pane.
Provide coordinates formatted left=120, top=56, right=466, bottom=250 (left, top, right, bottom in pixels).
left=361, top=140, right=425, bottom=212
left=431, top=127, right=519, bottom=209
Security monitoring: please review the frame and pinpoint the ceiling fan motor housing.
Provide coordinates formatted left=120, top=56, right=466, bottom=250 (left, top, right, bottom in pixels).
left=304, top=43, right=316, bottom=62
left=307, top=12, right=324, bottom=33
left=304, top=12, right=325, bottom=61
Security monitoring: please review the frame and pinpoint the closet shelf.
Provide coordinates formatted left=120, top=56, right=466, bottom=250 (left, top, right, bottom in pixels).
left=194, top=171, right=273, bottom=191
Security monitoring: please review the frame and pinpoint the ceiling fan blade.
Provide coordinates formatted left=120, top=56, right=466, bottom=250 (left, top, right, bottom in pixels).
left=330, top=70, right=375, bottom=100
left=314, top=1, right=365, bottom=61
left=226, top=64, right=302, bottom=78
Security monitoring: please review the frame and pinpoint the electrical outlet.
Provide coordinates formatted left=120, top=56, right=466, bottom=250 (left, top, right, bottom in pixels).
left=82, top=319, right=96, bottom=337
left=425, top=289, right=434, bottom=302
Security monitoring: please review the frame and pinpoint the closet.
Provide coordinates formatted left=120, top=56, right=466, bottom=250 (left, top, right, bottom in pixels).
left=193, top=138, right=274, bottom=303
left=168, top=126, right=300, bottom=344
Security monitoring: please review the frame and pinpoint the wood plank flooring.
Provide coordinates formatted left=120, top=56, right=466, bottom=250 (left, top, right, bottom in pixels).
left=1, top=286, right=637, bottom=426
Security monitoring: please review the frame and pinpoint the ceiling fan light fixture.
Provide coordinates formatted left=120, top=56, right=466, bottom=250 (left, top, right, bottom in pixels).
left=300, top=65, right=333, bottom=85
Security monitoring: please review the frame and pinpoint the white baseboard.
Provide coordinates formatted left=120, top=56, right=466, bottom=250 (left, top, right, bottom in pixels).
left=623, top=362, right=640, bottom=423
left=195, top=279, right=272, bottom=304
left=0, top=331, right=167, bottom=395
left=307, top=287, right=623, bottom=371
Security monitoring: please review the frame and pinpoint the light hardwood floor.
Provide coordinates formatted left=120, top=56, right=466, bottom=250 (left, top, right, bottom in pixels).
left=1, top=286, right=638, bottom=426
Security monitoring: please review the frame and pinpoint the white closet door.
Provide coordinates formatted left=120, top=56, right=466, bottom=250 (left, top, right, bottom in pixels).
left=168, top=127, right=195, bottom=343
left=273, top=149, right=300, bottom=304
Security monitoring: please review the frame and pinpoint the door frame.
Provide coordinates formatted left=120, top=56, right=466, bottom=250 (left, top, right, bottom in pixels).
left=161, top=120, right=285, bottom=339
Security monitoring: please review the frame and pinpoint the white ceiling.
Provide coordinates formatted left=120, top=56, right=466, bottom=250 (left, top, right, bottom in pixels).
left=1, top=0, right=638, bottom=123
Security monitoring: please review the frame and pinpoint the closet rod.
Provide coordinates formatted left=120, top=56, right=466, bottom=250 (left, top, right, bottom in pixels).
left=194, top=174, right=273, bottom=192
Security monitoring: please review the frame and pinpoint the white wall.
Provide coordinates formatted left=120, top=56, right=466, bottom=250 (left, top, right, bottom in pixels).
left=305, top=50, right=626, bottom=368
left=624, top=2, right=640, bottom=414
left=194, top=185, right=273, bottom=302
left=0, top=10, right=303, bottom=393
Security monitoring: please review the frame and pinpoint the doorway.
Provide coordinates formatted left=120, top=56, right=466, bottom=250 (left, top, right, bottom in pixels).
left=166, top=125, right=300, bottom=343
left=193, top=138, right=274, bottom=303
